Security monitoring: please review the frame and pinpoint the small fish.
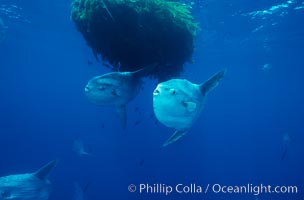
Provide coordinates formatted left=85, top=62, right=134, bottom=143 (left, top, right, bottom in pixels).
left=134, top=120, right=142, bottom=126
left=153, top=69, right=226, bottom=146
left=134, top=107, right=142, bottom=115
left=139, top=158, right=145, bottom=166
left=134, top=107, right=140, bottom=112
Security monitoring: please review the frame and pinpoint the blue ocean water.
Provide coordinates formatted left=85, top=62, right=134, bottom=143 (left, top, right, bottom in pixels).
left=0, top=0, right=303, bottom=199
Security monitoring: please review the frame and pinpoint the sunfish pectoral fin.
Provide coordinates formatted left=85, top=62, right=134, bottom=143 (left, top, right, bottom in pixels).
left=81, top=151, right=94, bottom=157
left=34, top=160, right=57, bottom=180
left=199, top=69, right=226, bottom=96
left=111, top=89, right=121, bottom=97
left=116, top=105, right=127, bottom=129
left=182, top=101, right=197, bottom=112
left=163, top=130, right=188, bottom=147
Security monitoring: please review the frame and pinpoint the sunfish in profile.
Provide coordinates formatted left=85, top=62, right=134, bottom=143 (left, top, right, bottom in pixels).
left=153, top=69, right=226, bottom=146
left=85, top=64, right=156, bottom=128
left=281, top=132, right=293, bottom=160
left=0, top=160, right=57, bottom=200
left=73, top=138, right=92, bottom=157
left=73, top=182, right=90, bottom=200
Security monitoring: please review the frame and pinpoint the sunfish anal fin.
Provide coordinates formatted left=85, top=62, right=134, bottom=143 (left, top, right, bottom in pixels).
left=163, top=130, right=188, bottom=147
left=34, top=160, right=57, bottom=180
left=116, top=105, right=127, bottom=129
left=199, top=69, right=226, bottom=96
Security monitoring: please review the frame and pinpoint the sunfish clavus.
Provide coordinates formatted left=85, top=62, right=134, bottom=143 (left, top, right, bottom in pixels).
left=84, top=64, right=156, bottom=128
left=0, top=160, right=57, bottom=200
left=153, top=69, right=226, bottom=146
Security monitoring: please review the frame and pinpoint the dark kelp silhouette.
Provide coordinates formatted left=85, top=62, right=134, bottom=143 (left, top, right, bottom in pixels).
left=71, top=0, right=200, bottom=81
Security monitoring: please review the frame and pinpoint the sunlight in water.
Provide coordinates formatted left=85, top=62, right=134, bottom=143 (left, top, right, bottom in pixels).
left=243, top=0, right=303, bottom=19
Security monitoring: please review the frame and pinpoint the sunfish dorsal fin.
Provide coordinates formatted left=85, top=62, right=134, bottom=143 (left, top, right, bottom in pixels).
left=34, top=160, right=57, bottom=180
left=199, top=69, right=226, bottom=96
left=163, top=130, right=188, bottom=147
left=116, top=105, right=127, bottom=129
left=131, top=63, right=158, bottom=78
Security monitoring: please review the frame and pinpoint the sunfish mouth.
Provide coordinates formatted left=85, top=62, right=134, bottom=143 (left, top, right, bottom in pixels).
left=153, top=88, right=160, bottom=96
left=84, top=86, right=90, bottom=93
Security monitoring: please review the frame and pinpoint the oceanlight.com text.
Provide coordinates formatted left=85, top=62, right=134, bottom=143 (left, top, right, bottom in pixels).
left=211, top=183, right=298, bottom=195
left=128, top=183, right=298, bottom=196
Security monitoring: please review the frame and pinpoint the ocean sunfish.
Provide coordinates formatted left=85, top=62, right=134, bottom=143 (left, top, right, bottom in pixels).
left=153, top=69, right=226, bottom=146
left=73, top=138, right=92, bottom=157
left=84, top=64, right=156, bottom=129
left=73, top=182, right=90, bottom=200
left=0, top=160, right=57, bottom=200
left=281, top=132, right=293, bottom=160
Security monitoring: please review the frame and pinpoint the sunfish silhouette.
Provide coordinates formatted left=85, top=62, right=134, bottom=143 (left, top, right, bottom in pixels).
left=73, top=138, right=92, bottom=157
left=281, top=132, right=293, bottom=160
left=85, top=64, right=156, bottom=128
left=73, top=182, right=90, bottom=200
left=153, top=69, right=226, bottom=146
left=0, top=160, right=57, bottom=200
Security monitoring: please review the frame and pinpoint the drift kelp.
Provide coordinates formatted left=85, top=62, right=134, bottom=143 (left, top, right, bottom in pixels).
left=71, top=0, right=200, bottom=80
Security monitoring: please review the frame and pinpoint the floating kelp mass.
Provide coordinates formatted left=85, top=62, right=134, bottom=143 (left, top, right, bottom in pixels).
left=71, top=0, right=200, bottom=80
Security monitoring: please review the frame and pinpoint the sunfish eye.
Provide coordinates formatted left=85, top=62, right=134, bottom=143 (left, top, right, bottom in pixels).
left=98, top=86, right=105, bottom=91
left=170, top=89, right=176, bottom=95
